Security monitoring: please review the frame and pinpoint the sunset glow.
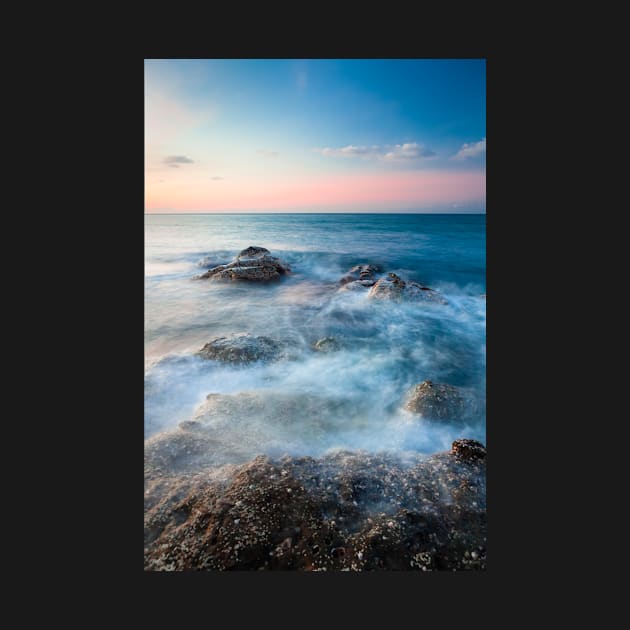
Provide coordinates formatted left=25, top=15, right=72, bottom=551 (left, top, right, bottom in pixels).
left=145, top=59, right=486, bottom=213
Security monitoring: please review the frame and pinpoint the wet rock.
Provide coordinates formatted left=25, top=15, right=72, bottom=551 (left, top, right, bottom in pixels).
left=196, top=333, right=282, bottom=364
left=313, top=337, right=341, bottom=353
left=144, top=447, right=486, bottom=571
left=186, top=391, right=369, bottom=454
left=404, top=282, right=448, bottom=304
left=368, top=273, right=447, bottom=304
left=368, top=273, right=406, bottom=301
left=404, top=380, right=467, bottom=421
left=451, top=439, right=486, bottom=462
left=338, top=279, right=377, bottom=292
left=144, top=429, right=234, bottom=480
left=239, top=246, right=271, bottom=258
left=196, top=246, right=290, bottom=281
left=339, top=264, right=381, bottom=290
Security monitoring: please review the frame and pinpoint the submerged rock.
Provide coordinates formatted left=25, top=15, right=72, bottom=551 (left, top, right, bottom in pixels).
left=144, top=443, right=486, bottom=571
left=404, top=380, right=467, bottom=421
left=368, top=273, right=447, bottom=304
left=339, top=264, right=381, bottom=291
left=196, top=333, right=283, bottom=364
left=144, top=428, right=246, bottom=479
left=189, top=391, right=367, bottom=441
left=196, top=246, right=290, bottom=281
left=313, top=337, right=341, bottom=353
left=144, top=390, right=373, bottom=477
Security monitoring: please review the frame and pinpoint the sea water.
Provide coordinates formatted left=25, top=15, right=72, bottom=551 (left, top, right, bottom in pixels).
left=145, top=213, right=485, bottom=460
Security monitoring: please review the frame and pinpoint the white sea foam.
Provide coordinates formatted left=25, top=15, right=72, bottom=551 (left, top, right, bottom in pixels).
left=145, top=214, right=486, bottom=461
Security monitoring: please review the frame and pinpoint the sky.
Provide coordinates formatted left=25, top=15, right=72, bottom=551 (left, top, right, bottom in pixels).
left=145, top=59, right=485, bottom=213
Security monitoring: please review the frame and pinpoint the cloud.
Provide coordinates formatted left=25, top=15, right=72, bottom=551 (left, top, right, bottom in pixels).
left=314, top=142, right=435, bottom=162
left=163, top=155, right=194, bottom=168
left=209, top=176, right=224, bottom=180
left=257, top=149, right=278, bottom=158
left=383, top=143, right=436, bottom=160
left=452, top=138, right=486, bottom=161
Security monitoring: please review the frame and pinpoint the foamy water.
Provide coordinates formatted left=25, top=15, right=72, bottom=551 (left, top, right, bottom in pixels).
left=145, top=213, right=485, bottom=460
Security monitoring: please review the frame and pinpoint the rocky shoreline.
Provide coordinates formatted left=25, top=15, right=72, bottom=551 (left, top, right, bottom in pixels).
left=145, top=246, right=486, bottom=571
left=145, top=441, right=486, bottom=571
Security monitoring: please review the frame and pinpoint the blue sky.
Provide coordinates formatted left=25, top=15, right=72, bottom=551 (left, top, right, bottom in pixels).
left=145, top=59, right=486, bottom=212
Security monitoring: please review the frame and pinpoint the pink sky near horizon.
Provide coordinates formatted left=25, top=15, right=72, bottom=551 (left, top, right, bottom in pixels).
left=145, top=170, right=485, bottom=212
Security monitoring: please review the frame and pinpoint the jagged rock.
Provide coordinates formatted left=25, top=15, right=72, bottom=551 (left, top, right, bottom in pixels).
left=368, top=273, right=447, bottom=304
left=196, top=333, right=282, bottom=363
left=313, top=337, right=341, bottom=352
left=404, top=282, right=448, bottom=304
left=144, top=447, right=486, bottom=571
left=368, top=272, right=406, bottom=300
left=195, top=246, right=290, bottom=281
left=451, top=439, right=486, bottom=462
left=404, top=380, right=467, bottom=421
left=339, top=264, right=381, bottom=292
left=339, top=265, right=381, bottom=286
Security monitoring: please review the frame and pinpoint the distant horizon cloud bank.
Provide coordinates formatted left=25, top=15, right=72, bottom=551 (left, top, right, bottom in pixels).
left=145, top=169, right=485, bottom=213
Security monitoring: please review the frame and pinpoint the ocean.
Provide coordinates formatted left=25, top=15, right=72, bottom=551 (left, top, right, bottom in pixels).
left=144, top=213, right=486, bottom=461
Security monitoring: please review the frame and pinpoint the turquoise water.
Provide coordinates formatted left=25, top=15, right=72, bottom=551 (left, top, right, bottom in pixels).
left=145, top=213, right=485, bottom=458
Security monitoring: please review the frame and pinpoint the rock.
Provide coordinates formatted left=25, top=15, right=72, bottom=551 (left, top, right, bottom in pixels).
left=404, top=282, right=448, bottom=304
left=195, top=246, right=290, bottom=281
left=196, top=333, right=282, bottom=363
left=144, top=428, right=237, bottom=480
left=451, top=439, right=486, bottom=462
left=339, top=264, right=381, bottom=289
left=339, top=264, right=381, bottom=292
left=404, top=380, right=467, bottom=421
left=187, top=391, right=368, bottom=451
left=239, top=246, right=271, bottom=258
left=368, top=273, right=406, bottom=301
left=338, top=280, right=377, bottom=292
left=144, top=447, right=486, bottom=571
left=313, top=337, right=341, bottom=353
left=368, top=273, right=447, bottom=304
left=145, top=392, right=375, bottom=476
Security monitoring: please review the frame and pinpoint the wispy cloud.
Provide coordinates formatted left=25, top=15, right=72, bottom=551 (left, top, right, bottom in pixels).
left=314, top=142, right=435, bottom=162
left=452, top=138, right=486, bottom=161
left=257, top=149, right=278, bottom=158
left=209, top=176, right=224, bottom=180
left=163, top=155, right=194, bottom=168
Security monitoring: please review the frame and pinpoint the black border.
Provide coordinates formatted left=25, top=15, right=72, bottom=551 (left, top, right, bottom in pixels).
left=71, top=43, right=568, bottom=614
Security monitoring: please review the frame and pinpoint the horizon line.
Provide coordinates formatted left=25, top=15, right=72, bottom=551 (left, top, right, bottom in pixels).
left=144, top=211, right=487, bottom=215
